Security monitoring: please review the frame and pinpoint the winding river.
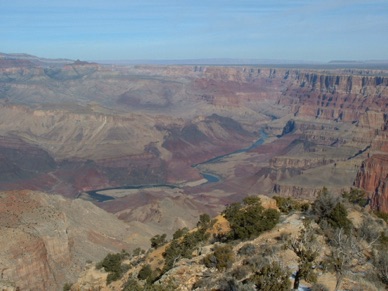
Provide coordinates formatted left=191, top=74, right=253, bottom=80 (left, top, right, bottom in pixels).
left=85, top=129, right=269, bottom=202
left=193, top=129, right=268, bottom=167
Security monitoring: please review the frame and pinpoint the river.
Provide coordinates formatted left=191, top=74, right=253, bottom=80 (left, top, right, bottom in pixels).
left=85, top=128, right=268, bottom=202
left=193, top=129, right=268, bottom=167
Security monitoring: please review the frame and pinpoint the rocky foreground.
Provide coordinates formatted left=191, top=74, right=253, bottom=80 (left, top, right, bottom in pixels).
left=70, top=194, right=387, bottom=291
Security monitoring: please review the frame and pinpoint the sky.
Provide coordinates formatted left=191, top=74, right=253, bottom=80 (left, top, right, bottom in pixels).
left=1, top=0, right=388, bottom=62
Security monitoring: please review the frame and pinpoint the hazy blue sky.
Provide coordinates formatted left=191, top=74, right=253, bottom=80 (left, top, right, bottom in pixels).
left=1, top=0, right=387, bottom=61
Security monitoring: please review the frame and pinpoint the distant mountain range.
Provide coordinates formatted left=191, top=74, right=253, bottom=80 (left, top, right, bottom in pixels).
left=95, top=58, right=388, bottom=68
left=2, top=52, right=388, bottom=69
left=0, top=52, right=73, bottom=67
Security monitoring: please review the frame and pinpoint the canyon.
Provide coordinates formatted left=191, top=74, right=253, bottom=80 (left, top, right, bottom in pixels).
left=1, top=54, right=387, bottom=211
left=0, top=53, right=387, bottom=289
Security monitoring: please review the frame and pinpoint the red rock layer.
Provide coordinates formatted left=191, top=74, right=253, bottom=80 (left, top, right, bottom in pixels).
left=355, top=154, right=388, bottom=212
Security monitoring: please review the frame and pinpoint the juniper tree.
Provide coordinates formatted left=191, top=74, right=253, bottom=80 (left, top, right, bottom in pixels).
left=288, top=220, right=319, bottom=289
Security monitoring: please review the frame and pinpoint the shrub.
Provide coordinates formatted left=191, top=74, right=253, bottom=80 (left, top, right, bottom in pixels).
left=312, top=188, right=352, bottom=232
left=123, top=277, right=143, bottom=291
left=163, top=216, right=210, bottom=273
left=276, top=232, right=291, bottom=243
left=63, top=283, right=72, bottom=291
left=358, top=217, right=381, bottom=244
left=107, top=272, right=121, bottom=284
left=96, top=253, right=122, bottom=272
left=197, top=213, right=211, bottom=229
left=223, top=196, right=280, bottom=240
left=172, top=227, right=189, bottom=239
left=312, top=187, right=339, bottom=219
left=217, top=277, right=243, bottom=291
left=138, top=264, right=153, bottom=281
left=378, top=231, right=388, bottom=251
left=273, top=196, right=302, bottom=214
left=243, top=255, right=269, bottom=270
left=250, top=261, right=290, bottom=291
left=301, top=202, right=310, bottom=212
left=238, top=243, right=257, bottom=256
left=192, top=277, right=213, bottom=290
left=203, top=244, right=235, bottom=271
left=374, top=211, right=388, bottom=223
left=150, top=234, right=167, bottom=249
left=230, top=265, right=250, bottom=280
left=373, top=250, right=388, bottom=285
left=132, top=247, right=145, bottom=256
left=342, top=188, right=368, bottom=207
left=96, top=252, right=127, bottom=284
left=288, top=221, right=319, bottom=289
left=326, top=202, right=352, bottom=231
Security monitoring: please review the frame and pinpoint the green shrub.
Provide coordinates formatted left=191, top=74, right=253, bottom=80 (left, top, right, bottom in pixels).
left=138, top=264, right=153, bottom=281
left=342, top=188, right=368, bottom=207
left=172, top=227, right=189, bottom=239
left=197, top=213, right=211, bottom=229
left=96, top=252, right=129, bottom=284
left=217, top=277, right=244, bottom=291
left=373, top=250, right=388, bottom=285
left=326, top=202, right=352, bottom=231
left=163, top=216, right=211, bottom=273
left=203, top=244, right=235, bottom=271
left=107, top=272, right=121, bottom=284
left=243, top=255, right=269, bottom=270
left=312, top=188, right=352, bottom=232
left=312, top=187, right=339, bottom=219
left=230, top=265, right=250, bottom=280
left=301, top=202, right=310, bottom=212
left=96, top=253, right=122, bottom=272
left=123, top=277, right=143, bottom=291
left=250, top=261, right=290, bottom=291
left=63, top=283, right=72, bottom=291
left=132, top=247, right=145, bottom=256
left=223, top=196, right=280, bottom=240
left=358, top=217, right=381, bottom=244
left=150, top=234, right=167, bottom=249
left=238, top=243, right=257, bottom=256
left=374, top=211, right=388, bottom=223
left=273, top=196, right=302, bottom=213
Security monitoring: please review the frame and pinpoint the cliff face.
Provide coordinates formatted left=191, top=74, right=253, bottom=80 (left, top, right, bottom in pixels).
left=355, top=155, right=388, bottom=212
left=354, top=109, right=388, bottom=212
left=0, top=190, right=147, bottom=290
left=278, top=71, right=387, bottom=124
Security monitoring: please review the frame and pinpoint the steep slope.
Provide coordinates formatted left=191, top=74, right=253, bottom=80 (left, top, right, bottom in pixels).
left=0, top=190, right=149, bottom=290
left=71, top=195, right=387, bottom=291
left=355, top=124, right=388, bottom=212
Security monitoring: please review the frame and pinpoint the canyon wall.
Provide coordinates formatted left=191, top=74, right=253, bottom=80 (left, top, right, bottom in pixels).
left=0, top=190, right=147, bottom=290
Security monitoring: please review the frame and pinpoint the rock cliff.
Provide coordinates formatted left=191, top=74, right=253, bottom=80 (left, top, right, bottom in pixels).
left=355, top=154, right=388, bottom=212
left=0, top=190, right=148, bottom=290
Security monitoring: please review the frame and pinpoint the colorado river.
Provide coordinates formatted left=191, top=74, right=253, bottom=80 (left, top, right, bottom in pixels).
left=85, top=128, right=268, bottom=202
left=193, top=129, right=268, bottom=185
left=193, top=129, right=268, bottom=167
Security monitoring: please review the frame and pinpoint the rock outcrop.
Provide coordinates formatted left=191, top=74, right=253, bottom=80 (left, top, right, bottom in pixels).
left=355, top=154, right=388, bottom=212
